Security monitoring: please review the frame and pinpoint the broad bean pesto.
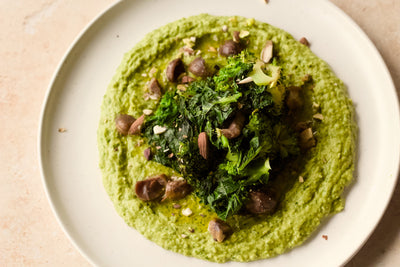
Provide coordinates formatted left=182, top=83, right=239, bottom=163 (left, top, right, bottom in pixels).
left=98, top=14, right=356, bottom=262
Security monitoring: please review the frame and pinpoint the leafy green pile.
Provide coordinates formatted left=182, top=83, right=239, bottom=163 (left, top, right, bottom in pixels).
left=143, top=51, right=299, bottom=220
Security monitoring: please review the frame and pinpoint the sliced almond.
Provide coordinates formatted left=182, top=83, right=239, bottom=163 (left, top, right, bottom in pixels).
left=128, top=114, right=145, bottom=135
left=198, top=132, right=209, bottom=159
left=260, top=40, right=273, bottom=63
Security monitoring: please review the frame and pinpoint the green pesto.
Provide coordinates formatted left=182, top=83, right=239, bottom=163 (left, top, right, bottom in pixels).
left=97, top=14, right=356, bottom=262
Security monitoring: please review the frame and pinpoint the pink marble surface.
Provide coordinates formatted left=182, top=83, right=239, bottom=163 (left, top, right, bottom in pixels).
left=0, top=0, right=398, bottom=266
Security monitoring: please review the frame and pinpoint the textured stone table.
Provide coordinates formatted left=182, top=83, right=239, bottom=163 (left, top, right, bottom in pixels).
left=0, top=0, right=398, bottom=266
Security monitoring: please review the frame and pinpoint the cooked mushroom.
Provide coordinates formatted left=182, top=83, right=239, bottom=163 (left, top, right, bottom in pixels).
left=198, top=132, right=209, bottom=159
left=162, top=180, right=192, bottom=201
left=128, top=114, right=145, bottom=135
left=208, top=218, right=232, bottom=242
left=221, top=112, right=246, bottom=139
left=219, top=40, right=242, bottom=57
left=188, top=57, right=210, bottom=77
left=299, top=127, right=316, bottom=150
left=245, top=190, right=277, bottom=214
left=286, top=86, right=303, bottom=111
left=115, top=114, right=136, bottom=135
left=166, top=58, right=185, bottom=82
left=148, top=78, right=162, bottom=98
left=135, top=174, right=168, bottom=201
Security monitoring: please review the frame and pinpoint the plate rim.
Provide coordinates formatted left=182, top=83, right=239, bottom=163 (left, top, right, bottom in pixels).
left=37, top=0, right=400, bottom=266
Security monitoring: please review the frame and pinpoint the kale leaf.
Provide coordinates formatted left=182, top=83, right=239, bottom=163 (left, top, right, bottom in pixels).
left=142, top=51, right=299, bottom=220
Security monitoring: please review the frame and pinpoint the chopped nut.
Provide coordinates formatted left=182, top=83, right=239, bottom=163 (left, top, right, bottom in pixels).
left=181, top=46, right=194, bottom=56
left=141, top=73, right=147, bottom=77
left=156, top=146, right=162, bottom=150
left=188, top=227, right=195, bottom=233
left=143, top=109, right=153, bottom=115
left=58, top=128, right=67, bottom=133
left=182, top=135, right=188, bottom=139
left=149, top=67, right=157, bottom=77
left=299, top=176, right=304, bottom=183
left=208, top=46, right=217, bottom=52
left=153, top=125, right=167, bottom=134
left=177, top=84, right=187, bottom=91
left=183, top=38, right=195, bottom=48
left=312, top=102, right=320, bottom=109
left=302, top=74, right=312, bottom=82
left=168, top=153, right=174, bottom=158
left=181, top=234, right=188, bottom=239
left=239, top=30, right=250, bottom=38
left=222, top=25, right=228, bottom=32
left=173, top=203, right=181, bottom=209
left=246, top=18, right=255, bottom=26
left=182, top=208, right=193, bottom=217
left=181, top=76, right=195, bottom=84
left=299, top=37, right=310, bottom=47
left=313, top=113, right=324, bottom=121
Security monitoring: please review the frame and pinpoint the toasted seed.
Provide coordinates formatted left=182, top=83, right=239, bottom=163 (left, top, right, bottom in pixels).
left=260, top=40, right=273, bottom=63
left=237, top=77, right=254, bottom=84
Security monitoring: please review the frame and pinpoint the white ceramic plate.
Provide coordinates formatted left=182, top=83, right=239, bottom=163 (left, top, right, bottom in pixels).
left=38, top=0, right=400, bottom=266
